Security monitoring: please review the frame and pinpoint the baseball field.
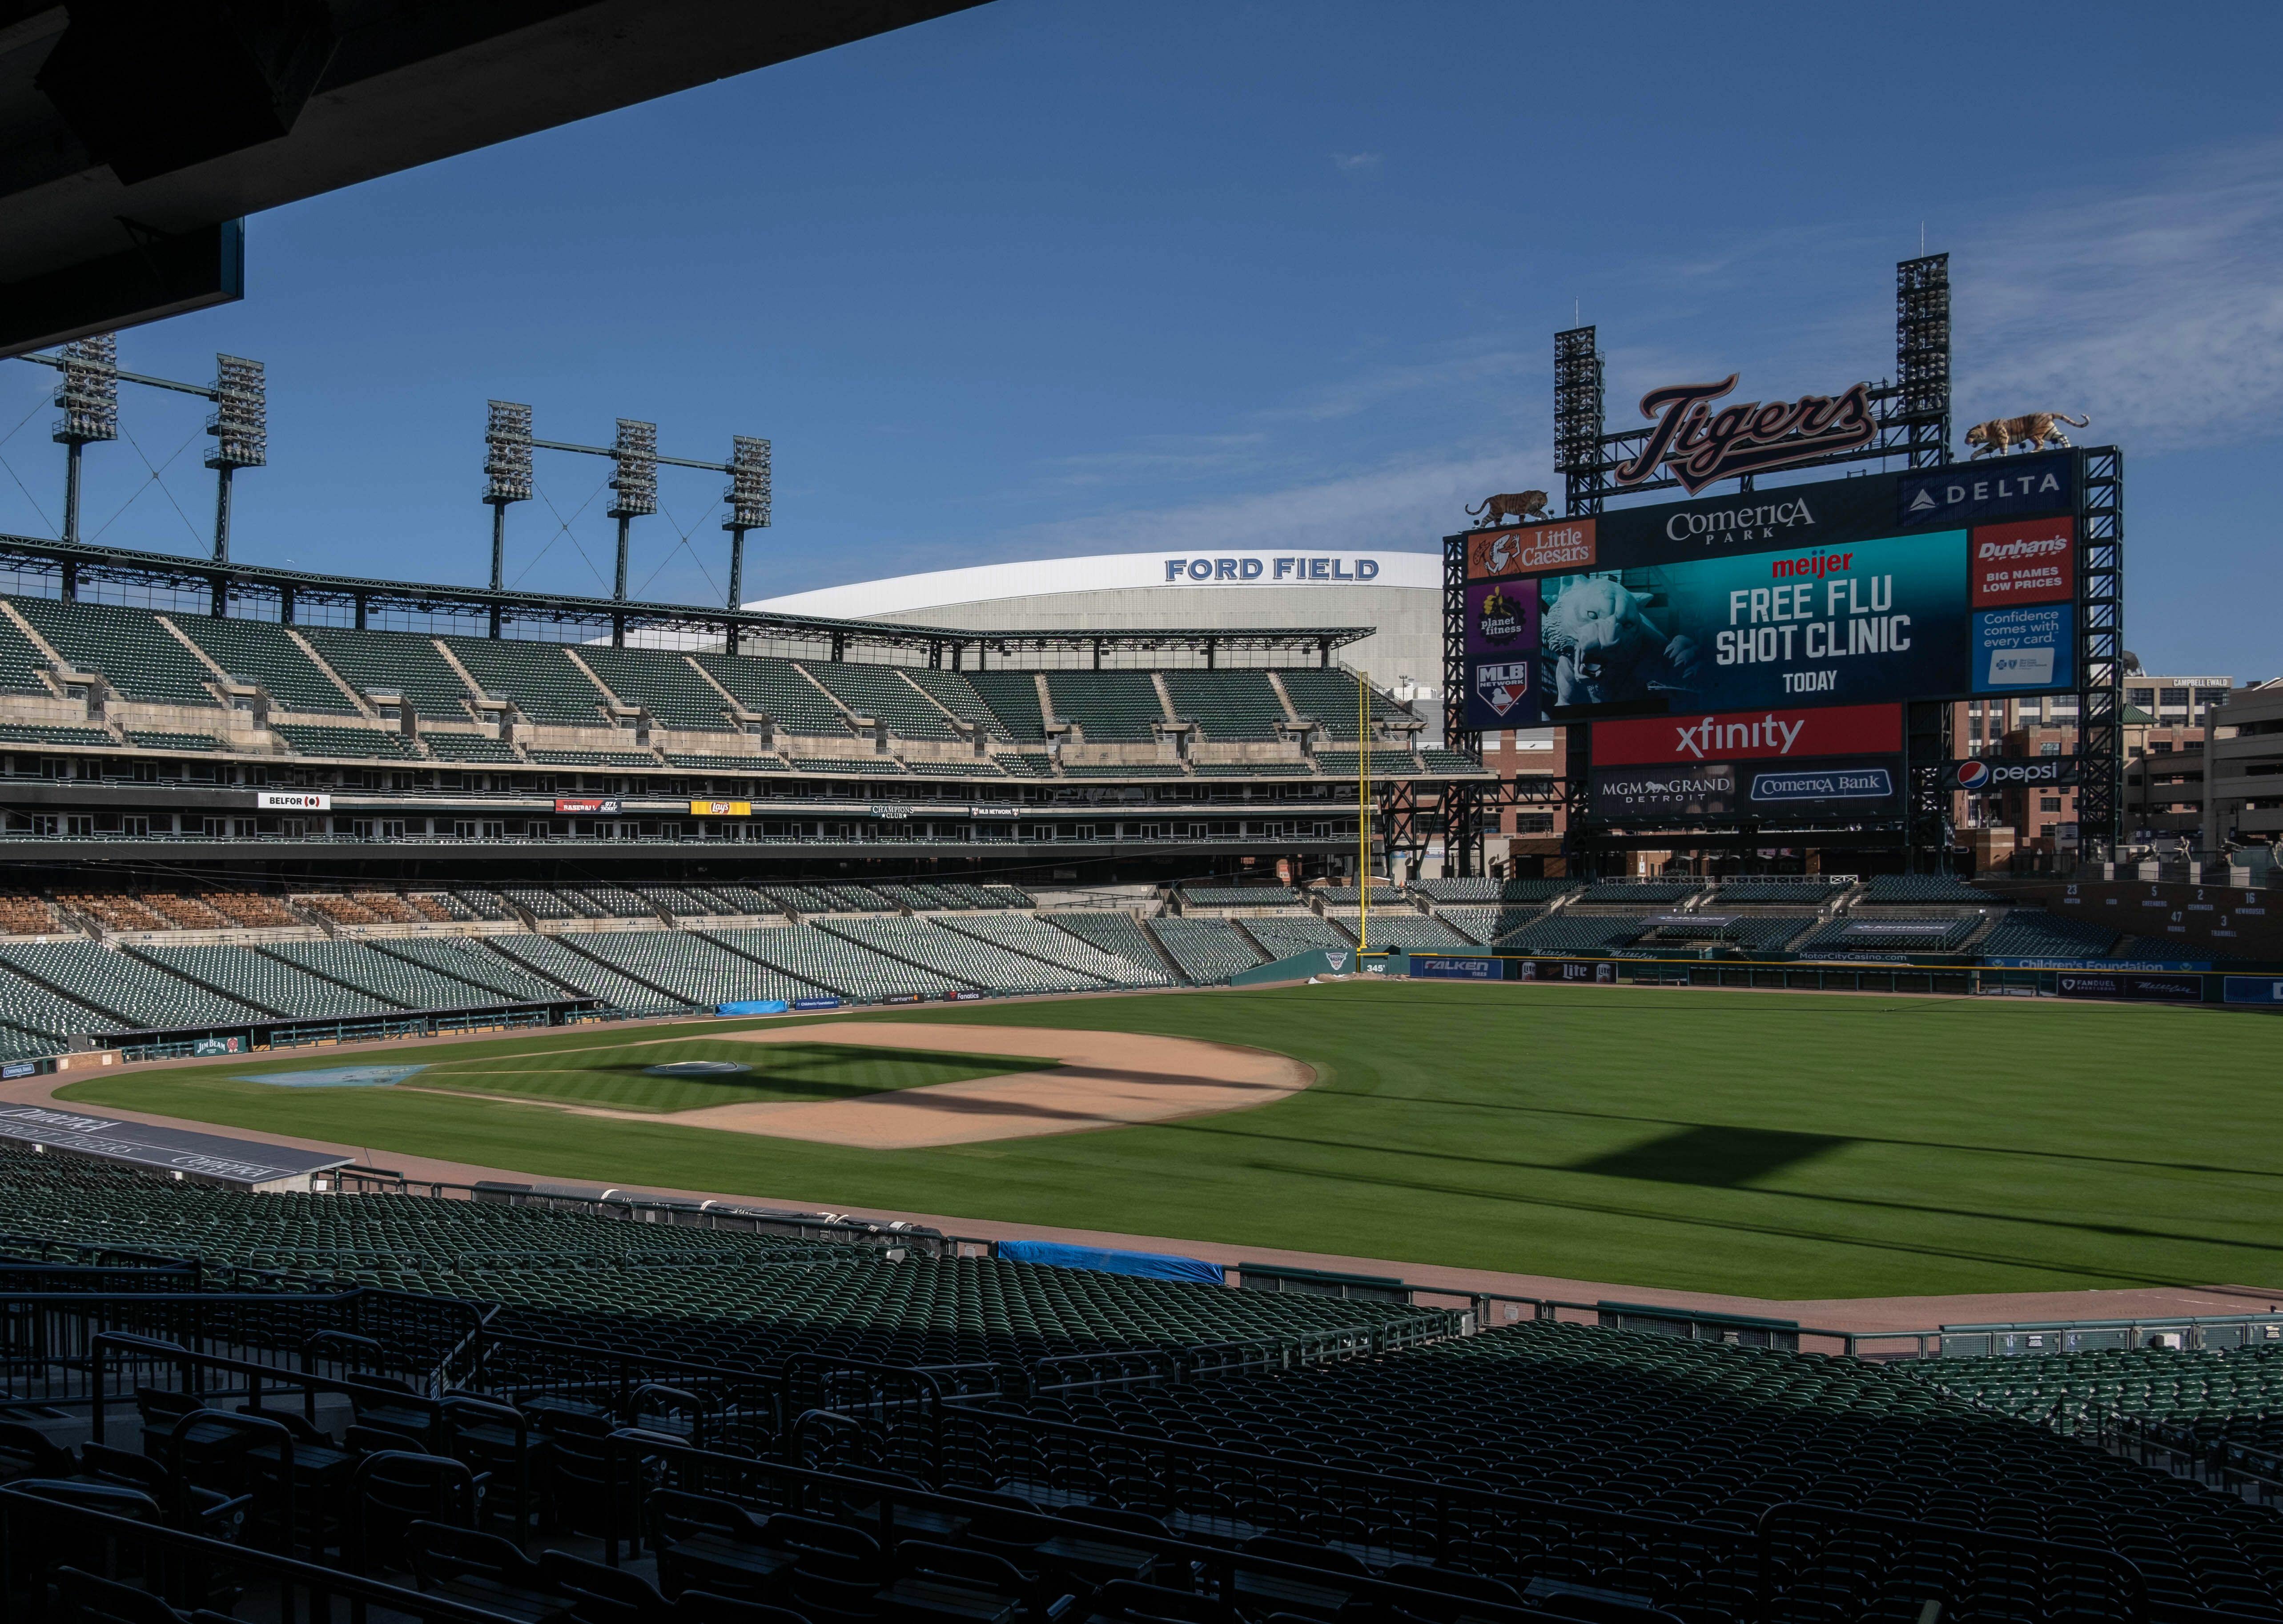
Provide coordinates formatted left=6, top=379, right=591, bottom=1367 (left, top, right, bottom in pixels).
left=48, top=979, right=2283, bottom=1301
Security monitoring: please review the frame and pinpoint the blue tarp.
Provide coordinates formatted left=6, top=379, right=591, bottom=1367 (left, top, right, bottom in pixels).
left=718, top=1000, right=790, bottom=1016
left=997, top=1239, right=1223, bottom=1286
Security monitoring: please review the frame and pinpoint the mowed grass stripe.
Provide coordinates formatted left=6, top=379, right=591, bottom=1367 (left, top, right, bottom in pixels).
left=57, top=982, right=2283, bottom=1299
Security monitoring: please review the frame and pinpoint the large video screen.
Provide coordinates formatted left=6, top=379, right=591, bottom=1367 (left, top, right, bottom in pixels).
left=1457, top=452, right=2079, bottom=731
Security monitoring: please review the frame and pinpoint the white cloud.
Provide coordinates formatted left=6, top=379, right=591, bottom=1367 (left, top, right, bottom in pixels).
left=1953, top=140, right=2283, bottom=450
left=1332, top=152, right=1383, bottom=173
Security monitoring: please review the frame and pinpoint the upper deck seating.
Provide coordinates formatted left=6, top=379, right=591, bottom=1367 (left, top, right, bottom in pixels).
left=1163, top=671, right=1289, bottom=740
left=575, top=646, right=737, bottom=732
left=907, top=669, right=1015, bottom=740
left=1279, top=669, right=1408, bottom=741
left=961, top=673, right=1051, bottom=742
left=691, top=653, right=852, bottom=736
left=12, top=598, right=217, bottom=705
left=0, top=607, right=58, bottom=693
left=299, top=626, right=474, bottom=718
left=1040, top=672, right=1168, bottom=742
left=800, top=662, right=960, bottom=740
left=169, top=615, right=356, bottom=713
left=443, top=638, right=610, bottom=726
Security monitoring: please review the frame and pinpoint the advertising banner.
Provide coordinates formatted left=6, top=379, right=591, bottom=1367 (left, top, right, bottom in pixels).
left=1595, top=703, right=1901, bottom=766
left=1515, top=959, right=1618, bottom=984
left=1468, top=519, right=1597, bottom=580
left=1897, top=453, right=2075, bottom=529
left=257, top=792, right=330, bottom=811
left=2057, top=971, right=2206, bottom=1003
left=1974, top=603, right=2074, bottom=693
left=1969, top=517, right=2074, bottom=607
left=1592, top=764, right=1737, bottom=819
left=880, top=993, right=926, bottom=1005
left=691, top=800, right=752, bottom=817
left=1454, top=458, right=2080, bottom=732
left=1409, top=954, right=1500, bottom=981
left=555, top=798, right=621, bottom=814
left=2224, top=977, right=2283, bottom=1006
left=1949, top=756, right=2080, bottom=791
left=1595, top=757, right=1901, bottom=822
left=940, top=989, right=985, bottom=1001
left=790, top=995, right=842, bottom=1011
left=1746, top=760, right=1899, bottom=815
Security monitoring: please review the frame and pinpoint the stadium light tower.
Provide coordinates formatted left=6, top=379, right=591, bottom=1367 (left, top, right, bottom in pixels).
left=483, top=400, right=534, bottom=590
left=205, top=354, right=266, bottom=567
left=723, top=434, right=771, bottom=609
left=51, top=333, right=118, bottom=545
left=606, top=417, right=657, bottom=603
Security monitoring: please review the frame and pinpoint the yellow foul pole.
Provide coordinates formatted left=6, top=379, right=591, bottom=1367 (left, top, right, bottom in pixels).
left=1358, top=670, right=1370, bottom=956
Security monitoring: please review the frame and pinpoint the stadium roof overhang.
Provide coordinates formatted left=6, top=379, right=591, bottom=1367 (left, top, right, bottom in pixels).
left=0, top=533, right=1373, bottom=661
left=0, top=0, right=984, bottom=355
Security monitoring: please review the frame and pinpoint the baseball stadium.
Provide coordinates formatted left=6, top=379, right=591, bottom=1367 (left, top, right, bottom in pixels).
left=0, top=10, right=2274, bottom=1624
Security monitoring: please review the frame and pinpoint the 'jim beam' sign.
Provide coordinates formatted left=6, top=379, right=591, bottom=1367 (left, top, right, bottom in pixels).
left=1615, top=375, right=1876, bottom=494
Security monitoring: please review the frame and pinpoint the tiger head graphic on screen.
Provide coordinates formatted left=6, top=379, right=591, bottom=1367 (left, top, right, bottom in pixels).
left=1541, top=577, right=1701, bottom=706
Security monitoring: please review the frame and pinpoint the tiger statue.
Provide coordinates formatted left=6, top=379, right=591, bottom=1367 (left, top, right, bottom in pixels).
left=1465, top=489, right=1551, bottom=527
left=1964, top=413, right=2088, bottom=458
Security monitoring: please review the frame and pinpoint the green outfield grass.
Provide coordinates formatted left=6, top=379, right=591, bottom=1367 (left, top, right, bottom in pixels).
left=56, top=982, right=2283, bottom=1301
left=388, top=1036, right=1055, bottom=1112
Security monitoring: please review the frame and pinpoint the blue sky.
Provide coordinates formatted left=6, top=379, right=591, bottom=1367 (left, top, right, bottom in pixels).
left=0, top=2, right=2277, bottom=675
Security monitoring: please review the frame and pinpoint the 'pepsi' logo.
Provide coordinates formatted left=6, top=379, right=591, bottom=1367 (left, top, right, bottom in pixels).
left=1956, top=760, right=1990, bottom=790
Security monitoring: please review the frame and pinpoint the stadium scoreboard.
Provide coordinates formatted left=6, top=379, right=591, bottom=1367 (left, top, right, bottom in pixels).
left=1451, top=450, right=2089, bottom=826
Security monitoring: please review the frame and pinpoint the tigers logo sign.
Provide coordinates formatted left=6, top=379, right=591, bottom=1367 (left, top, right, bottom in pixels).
left=1615, top=375, right=1877, bottom=494
left=1468, top=519, right=1596, bottom=580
